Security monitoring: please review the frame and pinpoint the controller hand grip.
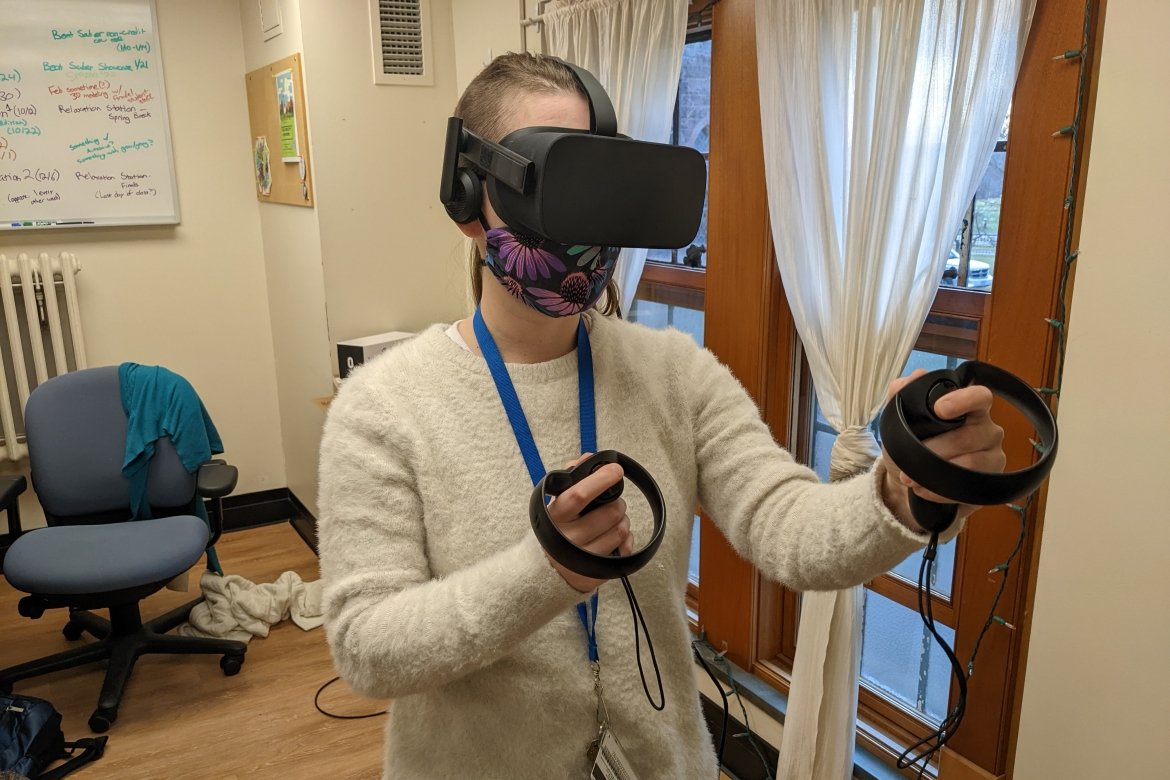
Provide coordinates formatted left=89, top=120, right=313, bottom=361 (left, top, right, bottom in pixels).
left=886, top=369, right=967, bottom=533
left=569, top=451, right=625, bottom=516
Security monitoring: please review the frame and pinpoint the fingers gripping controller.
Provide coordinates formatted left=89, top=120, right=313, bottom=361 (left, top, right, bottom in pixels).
left=878, top=361, right=1060, bottom=534
left=530, top=450, right=666, bottom=579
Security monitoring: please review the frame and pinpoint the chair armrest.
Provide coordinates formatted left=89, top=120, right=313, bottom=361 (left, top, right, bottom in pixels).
left=197, top=462, right=238, bottom=499
left=0, top=475, right=27, bottom=541
left=0, top=475, right=27, bottom=509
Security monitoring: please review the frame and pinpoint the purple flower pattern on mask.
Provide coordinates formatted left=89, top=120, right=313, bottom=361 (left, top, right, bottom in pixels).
left=527, top=272, right=592, bottom=316
left=486, top=227, right=565, bottom=280
left=483, top=227, right=616, bottom=317
left=499, top=275, right=525, bottom=302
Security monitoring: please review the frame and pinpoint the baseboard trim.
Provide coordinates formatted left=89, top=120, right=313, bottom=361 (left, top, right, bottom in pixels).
left=220, top=487, right=317, bottom=556
left=287, top=491, right=318, bottom=555
left=220, top=488, right=299, bottom=532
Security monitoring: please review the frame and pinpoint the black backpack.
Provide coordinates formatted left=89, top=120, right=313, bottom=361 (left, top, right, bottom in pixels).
left=0, top=693, right=106, bottom=779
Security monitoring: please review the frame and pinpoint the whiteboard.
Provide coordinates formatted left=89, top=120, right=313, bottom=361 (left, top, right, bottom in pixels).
left=0, top=0, right=180, bottom=230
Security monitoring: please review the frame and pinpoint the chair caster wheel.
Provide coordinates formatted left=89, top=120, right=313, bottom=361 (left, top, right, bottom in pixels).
left=88, top=708, right=116, bottom=733
left=17, top=597, right=44, bottom=619
left=220, top=653, right=244, bottom=676
left=62, top=621, right=84, bottom=641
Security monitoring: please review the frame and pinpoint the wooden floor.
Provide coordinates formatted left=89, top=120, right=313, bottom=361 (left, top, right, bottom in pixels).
left=0, top=522, right=388, bottom=780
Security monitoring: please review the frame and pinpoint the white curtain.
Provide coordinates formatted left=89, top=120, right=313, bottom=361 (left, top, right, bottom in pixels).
left=754, top=1, right=1034, bottom=777
left=541, top=0, right=688, bottom=316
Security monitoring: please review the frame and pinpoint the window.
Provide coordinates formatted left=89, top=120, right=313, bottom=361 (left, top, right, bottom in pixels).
left=800, top=151, right=998, bottom=731
left=695, top=0, right=1100, bottom=775
left=644, top=34, right=711, bottom=269
left=945, top=113, right=1010, bottom=291
left=629, top=27, right=712, bottom=353
left=628, top=18, right=712, bottom=615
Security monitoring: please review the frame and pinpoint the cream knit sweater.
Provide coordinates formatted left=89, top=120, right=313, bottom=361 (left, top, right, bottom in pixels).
left=317, top=314, right=934, bottom=779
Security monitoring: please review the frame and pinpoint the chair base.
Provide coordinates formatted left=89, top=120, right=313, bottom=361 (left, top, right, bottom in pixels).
left=0, top=598, right=247, bottom=732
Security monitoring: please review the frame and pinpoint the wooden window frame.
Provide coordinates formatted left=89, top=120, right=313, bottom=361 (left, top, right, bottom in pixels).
left=694, top=0, right=1103, bottom=777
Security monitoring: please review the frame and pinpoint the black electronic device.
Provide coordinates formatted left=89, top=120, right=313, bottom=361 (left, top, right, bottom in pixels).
left=439, top=58, right=707, bottom=248
left=530, top=450, right=666, bottom=580
left=529, top=450, right=668, bottom=712
left=879, top=361, right=1059, bottom=532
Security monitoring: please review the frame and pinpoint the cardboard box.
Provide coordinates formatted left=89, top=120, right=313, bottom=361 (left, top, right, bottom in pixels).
left=337, top=331, right=414, bottom=378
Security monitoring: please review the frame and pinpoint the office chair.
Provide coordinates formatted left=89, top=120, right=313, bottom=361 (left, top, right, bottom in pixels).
left=0, top=366, right=247, bottom=732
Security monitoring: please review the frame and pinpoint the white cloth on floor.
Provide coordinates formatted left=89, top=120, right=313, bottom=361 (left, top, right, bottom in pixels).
left=177, top=569, right=324, bottom=643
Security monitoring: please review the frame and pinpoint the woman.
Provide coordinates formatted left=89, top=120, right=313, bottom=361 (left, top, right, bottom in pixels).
left=318, top=52, right=1004, bottom=779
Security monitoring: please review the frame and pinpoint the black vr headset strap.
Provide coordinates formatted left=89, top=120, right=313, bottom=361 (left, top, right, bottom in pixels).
left=441, top=117, right=535, bottom=223
left=545, top=56, right=618, bottom=137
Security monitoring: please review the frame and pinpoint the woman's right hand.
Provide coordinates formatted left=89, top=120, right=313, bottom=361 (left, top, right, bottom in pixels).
left=545, top=453, right=633, bottom=593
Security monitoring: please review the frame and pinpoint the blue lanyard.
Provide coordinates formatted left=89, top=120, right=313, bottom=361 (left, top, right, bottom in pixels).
left=472, top=306, right=600, bottom=663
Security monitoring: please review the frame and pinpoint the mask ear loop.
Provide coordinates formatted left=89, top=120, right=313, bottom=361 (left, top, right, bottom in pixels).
left=476, top=197, right=492, bottom=267
left=477, top=213, right=490, bottom=233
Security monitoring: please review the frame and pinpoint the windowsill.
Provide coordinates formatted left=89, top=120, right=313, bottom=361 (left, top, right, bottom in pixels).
left=693, top=640, right=905, bottom=780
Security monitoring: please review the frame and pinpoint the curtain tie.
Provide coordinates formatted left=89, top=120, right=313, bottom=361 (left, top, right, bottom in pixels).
left=828, top=425, right=880, bottom=482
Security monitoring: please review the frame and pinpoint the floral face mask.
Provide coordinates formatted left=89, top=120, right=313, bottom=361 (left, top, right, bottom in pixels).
left=484, top=227, right=619, bottom=317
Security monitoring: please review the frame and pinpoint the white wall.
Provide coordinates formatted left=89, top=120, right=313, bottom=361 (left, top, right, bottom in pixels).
left=299, top=0, right=467, bottom=342
left=1013, top=2, right=1170, bottom=777
left=239, top=0, right=332, bottom=517
left=451, top=0, right=525, bottom=93
left=0, top=0, right=286, bottom=524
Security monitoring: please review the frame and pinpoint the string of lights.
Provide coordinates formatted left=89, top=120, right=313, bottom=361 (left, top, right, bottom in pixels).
left=979, top=0, right=1093, bottom=674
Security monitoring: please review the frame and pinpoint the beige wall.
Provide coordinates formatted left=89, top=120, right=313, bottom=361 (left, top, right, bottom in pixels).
left=231, top=0, right=505, bottom=515
left=239, top=0, right=332, bottom=517
left=0, top=0, right=286, bottom=525
left=300, top=0, right=468, bottom=342
left=1013, top=1, right=1170, bottom=776
left=451, top=0, right=525, bottom=93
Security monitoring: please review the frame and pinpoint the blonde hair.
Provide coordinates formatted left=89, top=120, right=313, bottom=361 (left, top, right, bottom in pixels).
left=454, top=52, right=620, bottom=317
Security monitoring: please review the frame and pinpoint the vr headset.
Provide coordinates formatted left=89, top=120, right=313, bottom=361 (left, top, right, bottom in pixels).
left=439, top=57, right=707, bottom=249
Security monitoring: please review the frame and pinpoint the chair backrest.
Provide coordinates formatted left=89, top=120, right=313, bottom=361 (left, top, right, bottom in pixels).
left=24, top=366, right=196, bottom=521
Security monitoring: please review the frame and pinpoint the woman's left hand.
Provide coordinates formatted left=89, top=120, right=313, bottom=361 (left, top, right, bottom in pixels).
left=880, top=369, right=1007, bottom=531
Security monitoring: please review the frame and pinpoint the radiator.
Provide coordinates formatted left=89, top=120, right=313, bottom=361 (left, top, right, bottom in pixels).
left=0, top=252, right=87, bottom=461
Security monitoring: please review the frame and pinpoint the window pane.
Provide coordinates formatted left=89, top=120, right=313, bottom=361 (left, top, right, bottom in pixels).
left=889, top=537, right=956, bottom=598
left=969, top=150, right=1004, bottom=284
left=860, top=589, right=955, bottom=726
left=627, top=298, right=704, bottom=346
left=943, top=110, right=1008, bottom=291
left=654, top=36, right=710, bottom=268
left=678, top=39, right=711, bottom=155
left=689, top=514, right=700, bottom=586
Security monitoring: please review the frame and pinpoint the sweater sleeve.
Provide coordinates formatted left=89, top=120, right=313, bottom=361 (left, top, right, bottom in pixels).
left=317, top=376, right=586, bottom=700
left=685, top=340, right=942, bottom=592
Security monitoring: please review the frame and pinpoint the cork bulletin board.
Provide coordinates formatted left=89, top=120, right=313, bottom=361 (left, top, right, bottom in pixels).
left=245, top=53, right=313, bottom=207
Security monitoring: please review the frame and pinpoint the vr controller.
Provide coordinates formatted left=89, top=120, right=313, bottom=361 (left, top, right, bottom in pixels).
left=530, top=450, right=666, bottom=579
left=439, top=57, right=707, bottom=249
left=879, top=361, right=1059, bottom=532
